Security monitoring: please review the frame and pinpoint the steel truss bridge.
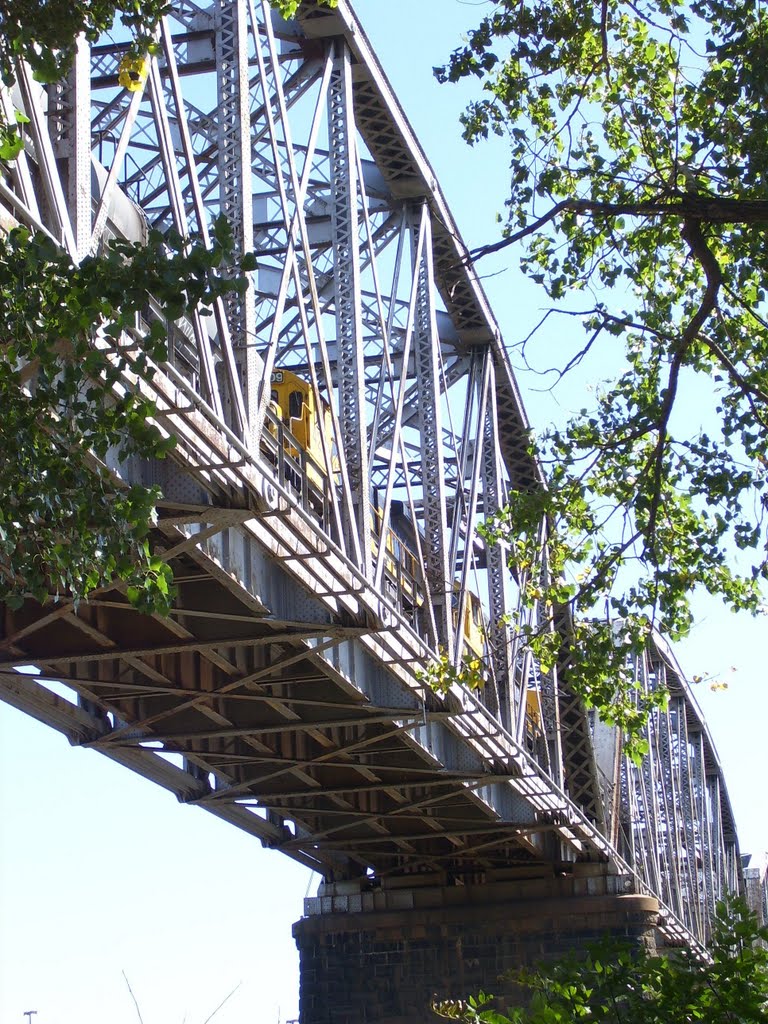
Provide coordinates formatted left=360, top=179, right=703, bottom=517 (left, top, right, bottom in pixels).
left=0, top=0, right=747, bottom=952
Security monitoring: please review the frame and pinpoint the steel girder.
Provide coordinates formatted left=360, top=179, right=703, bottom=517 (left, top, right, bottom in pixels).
left=215, top=0, right=260, bottom=436
left=327, top=40, right=370, bottom=574
left=598, top=633, right=743, bottom=944
left=0, top=0, right=746, bottom=951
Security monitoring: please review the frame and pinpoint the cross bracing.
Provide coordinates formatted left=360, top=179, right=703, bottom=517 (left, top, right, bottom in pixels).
left=0, top=0, right=748, bottom=951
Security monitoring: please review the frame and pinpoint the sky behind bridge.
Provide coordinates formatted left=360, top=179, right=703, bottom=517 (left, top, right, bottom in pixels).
left=1, top=3, right=766, bottom=1024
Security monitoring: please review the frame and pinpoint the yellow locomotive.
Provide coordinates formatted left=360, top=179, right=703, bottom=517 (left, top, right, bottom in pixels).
left=268, top=368, right=336, bottom=491
left=266, top=368, right=486, bottom=665
left=458, top=589, right=484, bottom=663
left=269, top=369, right=329, bottom=460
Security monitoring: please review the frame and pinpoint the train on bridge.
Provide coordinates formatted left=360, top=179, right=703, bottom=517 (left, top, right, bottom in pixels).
left=0, top=0, right=762, bottom=991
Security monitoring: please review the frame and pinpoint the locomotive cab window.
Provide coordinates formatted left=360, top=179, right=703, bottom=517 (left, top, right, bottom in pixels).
left=289, top=390, right=304, bottom=419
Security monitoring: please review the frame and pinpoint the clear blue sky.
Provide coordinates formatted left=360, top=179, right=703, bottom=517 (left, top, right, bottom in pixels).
left=1, top=4, right=766, bottom=1024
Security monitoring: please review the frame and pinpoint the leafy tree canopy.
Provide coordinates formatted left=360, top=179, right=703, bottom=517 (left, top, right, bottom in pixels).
left=437, top=0, right=768, bottom=738
left=0, top=221, right=250, bottom=612
left=433, top=898, right=768, bottom=1024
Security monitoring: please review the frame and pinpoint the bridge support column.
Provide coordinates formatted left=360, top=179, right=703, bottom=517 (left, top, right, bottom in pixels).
left=294, top=869, right=659, bottom=1024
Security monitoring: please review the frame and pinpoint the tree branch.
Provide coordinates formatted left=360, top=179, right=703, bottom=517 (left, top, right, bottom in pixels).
left=470, top=195, right=768, bottom=260
left=599, top=0, right=610, bottom=69
left=644, top=216, right=723, bottom=558
left=700, top=325, right=768, bottom=412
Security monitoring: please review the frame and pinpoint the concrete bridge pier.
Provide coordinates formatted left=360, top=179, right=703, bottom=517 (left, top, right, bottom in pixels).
left=293, top=867, right=660, bottom=1024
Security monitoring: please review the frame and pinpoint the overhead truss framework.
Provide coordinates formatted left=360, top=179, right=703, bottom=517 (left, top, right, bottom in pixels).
left=0, top=0, right=746, bottom=949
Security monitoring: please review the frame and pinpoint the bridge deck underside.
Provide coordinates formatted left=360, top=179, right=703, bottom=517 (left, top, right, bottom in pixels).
left=1, top=512, right=573, bottom=881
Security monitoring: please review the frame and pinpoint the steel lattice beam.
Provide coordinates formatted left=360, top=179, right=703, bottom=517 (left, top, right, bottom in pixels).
left=0, top=0, right=751, bottom=951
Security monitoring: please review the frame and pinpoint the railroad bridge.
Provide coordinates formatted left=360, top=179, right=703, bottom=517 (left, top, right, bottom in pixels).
left=0, top=2, right=758, bottom=1020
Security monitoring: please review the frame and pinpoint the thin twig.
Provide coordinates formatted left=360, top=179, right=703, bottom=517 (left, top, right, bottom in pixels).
left=122, top=970, right=145, bottom=1024
left=700, top=321, right=768, bottom=412
left=201, top=981, right=242, bottom=1024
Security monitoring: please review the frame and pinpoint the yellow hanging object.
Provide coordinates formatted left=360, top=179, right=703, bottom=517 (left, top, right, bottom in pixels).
left=117, top=55, right=149, bottom=92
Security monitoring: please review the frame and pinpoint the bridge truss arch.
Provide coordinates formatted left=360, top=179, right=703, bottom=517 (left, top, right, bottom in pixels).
left=0, top=0, right=751, bottom=950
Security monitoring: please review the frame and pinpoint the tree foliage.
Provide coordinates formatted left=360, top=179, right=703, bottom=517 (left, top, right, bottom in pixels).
left=433, top=898, right=768, bottom=1024
left=270, top=0, right=337, bottom=18
left=437, top=0, right=768, bottom=736
left=0, top=222, right=250, bottom=611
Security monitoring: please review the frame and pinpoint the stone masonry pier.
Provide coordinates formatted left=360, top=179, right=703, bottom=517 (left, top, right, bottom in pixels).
left=294, top=867, right=661, bottom=1024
